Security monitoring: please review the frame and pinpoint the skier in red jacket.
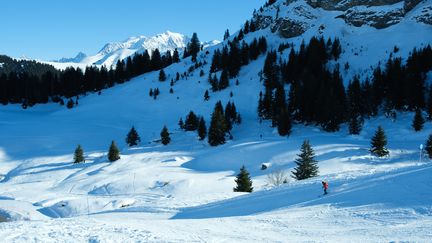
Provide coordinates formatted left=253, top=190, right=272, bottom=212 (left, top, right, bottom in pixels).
left=322, top=181, right=329, bottom=195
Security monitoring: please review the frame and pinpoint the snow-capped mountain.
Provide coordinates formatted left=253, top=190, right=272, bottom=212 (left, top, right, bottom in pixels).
left=46, top=31, right=219, bottom=69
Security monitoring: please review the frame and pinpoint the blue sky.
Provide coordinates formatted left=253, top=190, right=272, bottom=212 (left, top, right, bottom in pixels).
left=1, top=0, right=264, bottom=60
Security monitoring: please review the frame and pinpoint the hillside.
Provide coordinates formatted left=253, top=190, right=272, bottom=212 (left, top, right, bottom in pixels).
left=0, top=0, right=432, bottom=241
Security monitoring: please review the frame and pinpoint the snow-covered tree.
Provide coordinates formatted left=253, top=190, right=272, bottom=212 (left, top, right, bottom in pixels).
left=234, top=165, right=253, bottom=192
left=292, top=140, right=319, bottom=180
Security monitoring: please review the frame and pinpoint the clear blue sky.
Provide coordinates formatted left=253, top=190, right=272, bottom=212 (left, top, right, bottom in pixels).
left=1, top=0, right=264, bottom=60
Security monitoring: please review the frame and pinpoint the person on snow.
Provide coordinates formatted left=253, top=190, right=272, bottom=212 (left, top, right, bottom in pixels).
left=322, top=181, right=329, bottom=195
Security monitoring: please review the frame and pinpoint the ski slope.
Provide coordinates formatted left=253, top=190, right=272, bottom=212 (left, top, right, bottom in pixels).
left=1, top=0, right=432, bottom=241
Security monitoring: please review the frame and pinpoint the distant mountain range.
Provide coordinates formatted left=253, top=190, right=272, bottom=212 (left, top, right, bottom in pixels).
left=43, top=31, right=219, bottom=70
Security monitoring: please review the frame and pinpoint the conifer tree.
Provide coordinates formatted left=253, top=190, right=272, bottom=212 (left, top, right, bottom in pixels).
left=370, top=126, right=389, bottom=157
left=178, top=117, right=185, bottom=130
left=233, top=166, right=253, bottom=192
left=108, top=141, right=120, bottom=162
left=126, top=126, right=141, bottom=146
left=198, top=117, right=207, bottom=140
left=427, top=85, right=432, bottom=120
left=185, top=111, right=199, bottom=131
left=204, top=90, right=210, bottom=101
left=412, top=109, right=425, bottom=132
left=66, top=99, right=74, bottom=109
left=292, top=140, right=319, bottom=180
left=223, top=29, right=230, bottom=40
left=208, top=102, right=227, bottom=146
left=219, top=69, right=229, bottom=90
left=277, top=109, right=292, bottom=136
left=159, top=69, right=166, bottom=81
left=172, top=48, right=180, bottom=63
left=425, top=134, right=432, bottom=159
left=73, top=144, right=85, bottom=164
left=160, top=126, right=171, bottom=145
left=348, top=115, right=362, bottom=135
left=188, top=33, right=201, bottom=62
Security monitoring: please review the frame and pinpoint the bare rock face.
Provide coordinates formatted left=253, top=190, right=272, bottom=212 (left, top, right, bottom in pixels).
left=414, top=5, right=432, bottom=25
left=254, top=15, right=274, bottom=30
left=340, top=7, right=405, bottom=29
left=306, top=0, right=403, bottom=11
left=404, top=0, right=423, bottom=12
left=271, top=18, right=309, bottom=38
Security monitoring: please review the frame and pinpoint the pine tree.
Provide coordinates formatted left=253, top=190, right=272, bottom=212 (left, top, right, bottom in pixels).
left=370, top=126, right=389, bottom=157
left=185, top=111, right=199, bottom=131
left=159, top=69, right=167, bottom=81
left=277, top=109, right=292, bottom=136
left=126, top=126, right=141, bottom=146
left=292, top=140, right=319, bottom=180
left=188, top=33, right=201, bottom=62
left=160, top=126, right=171, bottom=145
left=198, top=117, right=207, bottom=140
left=219, top=69, right=229, bottom=90
left=66, top=99, right=74, bottom=109
left=223, top=29, right=230, bottom=40
left=233, top=166, right=253, bottom=192
left=204, top=90, right=210, bottom=101
left=208, top=102, right=227, bottom=146
left=73, top=144, right=85, bottom=163
left=425, top=134, right=432, bottom=159
left=178, top=117, right=185, bottom=130
left=427, top=85, right=432, bottom=120
left=172, top=48, right=180, bottom=63
left=108, top=141, right=120, bottom=162
left=348, top=115, right=362, bottom=135
left=412, top=109, right=425, bottom=132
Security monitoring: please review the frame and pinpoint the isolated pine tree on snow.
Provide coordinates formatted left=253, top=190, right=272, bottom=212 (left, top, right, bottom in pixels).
left=198, top=117, right=207, bottom=140
left=370, top=126, right=389, bottom=157
left=292, top=140, right=319, bottom=180
left=159, top=69, right=167, bottom=81
left=412, top=109, right=425, bottom=132
left=108, top=141, right=120, bottom=162
left=73, top=144, right=85, bottom=164
left=233, top=166, right=253, bottom=192
left=204, top=90, right=210, bottom=101
left=425, top=134, right=432, bottom=159
left=160, top=126, right=171, bottom=145
left=126, top=126, right=141, bottom=146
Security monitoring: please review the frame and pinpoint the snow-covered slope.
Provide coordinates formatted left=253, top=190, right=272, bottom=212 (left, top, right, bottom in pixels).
left=0, top=0, right=432, bottom=241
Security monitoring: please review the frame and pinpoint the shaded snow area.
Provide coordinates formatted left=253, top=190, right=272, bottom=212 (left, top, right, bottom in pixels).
left=0, top=89, right=431, bottom=241
left=1, top=0, right=432, bottom=241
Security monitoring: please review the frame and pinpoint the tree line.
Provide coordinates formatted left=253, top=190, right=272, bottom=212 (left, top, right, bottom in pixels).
left=0, top=33, right=205, bottom=107
left=258, top=36, right=432, bottom=135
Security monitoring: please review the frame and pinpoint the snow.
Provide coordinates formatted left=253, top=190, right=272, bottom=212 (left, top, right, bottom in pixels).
left=0, top=0, right=432, bottom=241
left=36, top=31, right=219, bottom=70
